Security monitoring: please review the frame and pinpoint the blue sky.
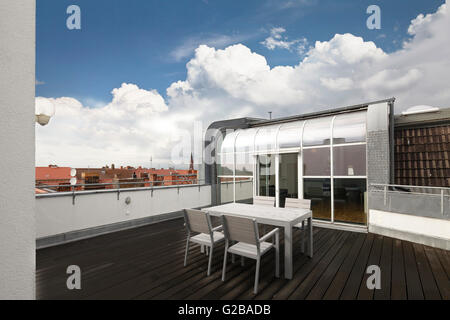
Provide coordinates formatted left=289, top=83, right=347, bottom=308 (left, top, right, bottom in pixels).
left=36, top=0, right=444, bottom=106
left=36, top=0, right=450, bottom=167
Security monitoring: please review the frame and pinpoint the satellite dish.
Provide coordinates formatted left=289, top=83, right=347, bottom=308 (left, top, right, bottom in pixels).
left=402, top=105, right=439, bottom=115
left=70, top=177, right=77, bottom=185
left=70, top=168, right=77, bottom=177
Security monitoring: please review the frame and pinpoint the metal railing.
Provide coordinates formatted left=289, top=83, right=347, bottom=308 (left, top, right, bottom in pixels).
left=370, top=183, right=450, bottom=218
left=36, top=179, right=207, bottom=205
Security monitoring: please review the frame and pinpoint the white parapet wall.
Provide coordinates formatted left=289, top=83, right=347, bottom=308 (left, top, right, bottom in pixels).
left=369, top=209, right=450, bottom=250
left=0, top=1, right=36, bottom=300
left=36, top=185, right=211, bottom=244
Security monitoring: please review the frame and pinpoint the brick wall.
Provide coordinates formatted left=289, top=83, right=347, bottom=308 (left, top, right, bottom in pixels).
left=394, top=125, right=450, bottom=187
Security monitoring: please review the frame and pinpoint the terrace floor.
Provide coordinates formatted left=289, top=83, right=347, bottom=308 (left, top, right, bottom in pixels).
left=36, top=218, right=450, bottom=300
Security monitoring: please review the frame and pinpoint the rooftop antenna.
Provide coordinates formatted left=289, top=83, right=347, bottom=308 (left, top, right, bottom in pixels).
left=268, top=111, right=272, bottom=120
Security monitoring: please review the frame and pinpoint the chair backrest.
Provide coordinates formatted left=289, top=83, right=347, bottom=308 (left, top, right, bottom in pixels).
left=284, top=198, right=311, bottom=209
left=253, top=196, right=275, bottom=207
left=184, top=209, right=211, bottom=234
left=222, top=215, right=259, bottom=245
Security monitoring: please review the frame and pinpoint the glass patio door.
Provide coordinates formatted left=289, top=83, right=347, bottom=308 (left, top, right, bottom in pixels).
left=257, top=154, right=275, bottom=197
left=278, top=153, right=298, bottom=207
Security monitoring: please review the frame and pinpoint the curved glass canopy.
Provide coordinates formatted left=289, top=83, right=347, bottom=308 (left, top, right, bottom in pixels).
left=218, top=111, right=366, bottom=155
left=278, top=121, right=303, bottom=149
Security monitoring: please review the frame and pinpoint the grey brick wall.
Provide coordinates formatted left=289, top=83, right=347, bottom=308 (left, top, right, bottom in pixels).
left=367, top=130, right=390, bottom=185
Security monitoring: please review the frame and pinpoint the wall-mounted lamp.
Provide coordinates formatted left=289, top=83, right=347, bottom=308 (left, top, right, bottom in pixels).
left=35, top=98, right=55, bottom=126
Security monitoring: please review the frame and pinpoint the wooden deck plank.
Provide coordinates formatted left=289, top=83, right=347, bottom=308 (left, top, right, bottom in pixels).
left=403, top=241, right=424, bottom=300
left=252, top=228, right=333, bottom=300
left=303, top=232, right=358, bottom=300
left=357, top=234, right=384, bottom=300
left=35, top=218, right=450, bottom=300
left=412, top=243, right=441, bottom=300
left=374, top=237, right=392, bottom=300
left=391, top=239, right=407, bottom=300
left=272, top=230, right=346, bottom=300
left=289, top=232, right=353, bottom=300
left=339, top=233, right=374, bottom=300
left=423, top=246, right=450, bottom=300
left=322, top=233, right=366, bottom=300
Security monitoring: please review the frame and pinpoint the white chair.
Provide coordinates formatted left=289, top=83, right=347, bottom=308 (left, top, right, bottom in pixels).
left=183, top=209, right=225, bottom=276
left=285, top=198, right=311, bottom=254
left=253, top=196, right=275, bottom=207
left=221, top=215, right=279, bottom=294
left=253, top=196, right=275, bottom=235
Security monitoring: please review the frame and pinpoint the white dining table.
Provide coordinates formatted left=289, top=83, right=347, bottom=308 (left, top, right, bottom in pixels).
left=202, top=203, right=313, bottom=279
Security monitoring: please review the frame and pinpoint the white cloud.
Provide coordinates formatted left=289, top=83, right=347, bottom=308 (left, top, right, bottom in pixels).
left=36, top=1, right=450, bottom=167
left=261, top=27, right=309, bottom=54
left=170, top=33, right=251, bottom=61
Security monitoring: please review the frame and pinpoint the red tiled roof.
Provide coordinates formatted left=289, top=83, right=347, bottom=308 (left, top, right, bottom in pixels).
left=36, top=167, right=72, bottom=181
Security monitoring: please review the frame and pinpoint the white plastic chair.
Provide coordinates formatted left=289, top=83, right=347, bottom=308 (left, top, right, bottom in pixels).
left=183, top=209, right=225, bottom=276
left=221, top=215, right=279, bottom=294
left=285, top=198, right=312, bottom=254
left=253, top=196, right=275, bottom=207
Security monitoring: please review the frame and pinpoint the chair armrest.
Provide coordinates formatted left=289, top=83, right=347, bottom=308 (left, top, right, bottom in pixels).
left=212, top=225, right=223, bottom=232
left=259, top=228, right=279, bottom=243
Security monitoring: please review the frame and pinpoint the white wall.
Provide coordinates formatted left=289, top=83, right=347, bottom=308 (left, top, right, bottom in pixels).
left=369, top=209, right=450, bottom=250
left=36, top=185, right=211, bottom=238
left=0, top=1, right=36, bottom=299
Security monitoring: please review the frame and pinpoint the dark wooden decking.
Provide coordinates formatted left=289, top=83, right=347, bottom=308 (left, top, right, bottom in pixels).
left=36, top=218, right=450, bottom=300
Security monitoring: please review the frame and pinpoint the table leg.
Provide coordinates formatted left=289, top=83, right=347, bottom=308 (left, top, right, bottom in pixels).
left=284, top=225, right=293, bottom=279
left=308, top=216, right=313, bottom=257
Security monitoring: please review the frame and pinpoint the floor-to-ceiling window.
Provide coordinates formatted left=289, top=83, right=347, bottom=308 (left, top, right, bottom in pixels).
left=217, top=131, right=236, bottom=204
left=302, top=117, right=333, bottom=221
left=257, top=154, right=275, bottom=197
left=234, top=129, right=255, bottom=203
left=255, top=126, right=278, bottom=199
left=279, top=153, right=298, bottom=207
left=332, top=112, right=367, bottom=224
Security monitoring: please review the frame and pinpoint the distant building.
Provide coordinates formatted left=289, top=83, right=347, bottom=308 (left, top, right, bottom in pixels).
left=35, top=165, right=72, bottom=192
left=36, top=161, right=198, bottom=193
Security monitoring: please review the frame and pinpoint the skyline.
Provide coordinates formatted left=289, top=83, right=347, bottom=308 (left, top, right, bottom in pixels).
left=36, top=0, right=450, bottom=168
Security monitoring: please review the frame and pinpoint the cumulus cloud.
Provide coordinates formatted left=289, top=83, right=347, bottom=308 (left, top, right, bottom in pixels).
left=36, top=1, right=450, bottom=167
left=170, top=33, right=252, bottom=62
left=261, top=27, right=309, bottom=55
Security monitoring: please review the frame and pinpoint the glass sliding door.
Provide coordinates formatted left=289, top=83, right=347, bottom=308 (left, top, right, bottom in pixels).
left=333, top=179, right=367, bottom=224
left=279, top=153, right=298, bottom=207
left=258, top=154, right=275, bottom=197
left=304, top=178, right=331, bottom=221
left=332, top=111, right=367, bottom=225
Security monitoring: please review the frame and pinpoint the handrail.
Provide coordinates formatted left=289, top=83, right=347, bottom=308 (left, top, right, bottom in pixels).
left=36, top=181, right=210, bottom=202
left=370, top=183, right=449, bottom=216
left=36, top=179, right=203, bottom=189
left=370, top=183, right=450, bottom=191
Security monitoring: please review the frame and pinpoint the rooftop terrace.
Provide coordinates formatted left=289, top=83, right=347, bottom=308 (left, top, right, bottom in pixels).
left=36, top=218, right=449, bottom=300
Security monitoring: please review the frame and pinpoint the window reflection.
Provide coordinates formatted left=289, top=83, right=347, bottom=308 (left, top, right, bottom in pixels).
left=303, top=148, right=331, bottom=176
left=279, top=153, right=298, bottom=207
left=235, top=152, right=253, bottom=176
left=235, top=177, right=253, bottom=204
left=258, top=155, right=275, bottom=197
left=218, top=153, right=234, bottom=176
left=304, top=178, right=331, bottom=221
left=219, top=177, right=234, bottom=204
left=334, top=179, right=367, bottom=224
left=333, top=145, right=366, bottom=176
